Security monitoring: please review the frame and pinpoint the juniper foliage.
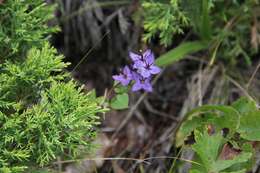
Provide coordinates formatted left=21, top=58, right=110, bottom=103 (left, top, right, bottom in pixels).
left=142, top=0, right=259, bottom=65
left=0, top=0, right=57, bottom=59
left=0, top=1, right=105, bottom=172
left=142, top=0, right=189, bottom=46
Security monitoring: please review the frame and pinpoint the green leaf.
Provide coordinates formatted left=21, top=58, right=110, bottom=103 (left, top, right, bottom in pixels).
left=175, top=113, right=218, bottom=147
left=155, top=41, right=208, bottom=67
left=192, top=131, right=225, bottom=171
left=181, top=0, right=212, bottom=41
left=114, top=84, right=129, bottom=94
left=192, top=131, right=251, bottom=173
left=200, top=0, right=212, bottom=40
left=187, top=105, right=241, bottom=131
left=231, top=97, right=257, bottom=115
left=212, top=152, right=252, bottom=172
left=237, top=110, right=260, bottom=141
left=176, top=105, right=241, bottom=147
left=190, top=169, right=203, bottom=173
left=110, top=93, right=129, bottom=110
left=220, top=170, right=247, bottom=173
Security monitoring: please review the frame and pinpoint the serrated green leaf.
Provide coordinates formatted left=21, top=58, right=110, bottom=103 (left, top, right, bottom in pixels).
left=110, top=93, right=129, bottom=110
left=189, top=105, right=240, bottom=130
left=237, top=111, right=260, bottom=141
left=176, top=105, right=241, bottom=147
left=192, top=131, right=225, bottom=171
left=192, top=131, right=251, bottom=173
left=176, top=113, right=218, bottom=147
left=178, top=116, right=205, bottom=139
left=155, top=41, right=208, bottom=67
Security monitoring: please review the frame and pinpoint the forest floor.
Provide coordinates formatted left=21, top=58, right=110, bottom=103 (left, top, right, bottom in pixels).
left=51, top=1, right=260, bottom=172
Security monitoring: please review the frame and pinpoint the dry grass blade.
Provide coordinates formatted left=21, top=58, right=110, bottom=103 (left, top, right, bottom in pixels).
left=247, top=61, right=260, bottom=90
left=71, top=31, right=110, bottom=73
left=53, top=157, right=151, bottom=165
left=53, top=156, right=201, bottom=167
left=144, top=99, right=179, bottom=121
left=226, top=75, right=255, bottom=101
left=179, top=66, right=219, bottom=118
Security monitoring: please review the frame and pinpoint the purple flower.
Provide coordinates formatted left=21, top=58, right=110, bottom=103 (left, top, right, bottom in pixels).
left=129, top=50, right=161, bottom=78
left=112, top=49, right=161, bottom=92
left=112, top=66, right=132, bottom=86
left=131, top=72, right=152, bottom=92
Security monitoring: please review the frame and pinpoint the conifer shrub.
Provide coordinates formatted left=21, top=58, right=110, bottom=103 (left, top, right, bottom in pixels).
left=0, top=1, right=105, bottom=172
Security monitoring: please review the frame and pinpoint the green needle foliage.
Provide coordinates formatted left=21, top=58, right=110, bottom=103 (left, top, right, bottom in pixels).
left=142, top=0, right=190, bottom=46
left=0, top=1, right=105, bottom=172
left=0, top=0, right=58, bottom=59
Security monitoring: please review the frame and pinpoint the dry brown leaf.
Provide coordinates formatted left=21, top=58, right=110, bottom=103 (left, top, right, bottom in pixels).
left=207, top=124, right=215, bottom=135
left=219, top=143, right=241, bottom=160
left=250, top=141, right=260, bottom=149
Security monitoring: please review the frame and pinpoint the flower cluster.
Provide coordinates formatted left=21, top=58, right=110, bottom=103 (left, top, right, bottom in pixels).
left=113, top=50, right=161, bottom=92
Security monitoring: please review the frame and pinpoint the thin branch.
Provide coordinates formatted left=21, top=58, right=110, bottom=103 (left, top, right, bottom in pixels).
left=52, top=155, right=201, bottom=166
left=246, top=61, right=260, bottom=89
left=71, top=31, right=110, bottom=73
left=53, top=157, right=150, bottom=165
left=143, top=99, right=179, bottom=121
left=226, top=75, right=255, bottom=101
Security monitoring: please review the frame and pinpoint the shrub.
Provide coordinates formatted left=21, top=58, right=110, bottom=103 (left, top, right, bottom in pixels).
left=0, top=0, right=105, bottom=172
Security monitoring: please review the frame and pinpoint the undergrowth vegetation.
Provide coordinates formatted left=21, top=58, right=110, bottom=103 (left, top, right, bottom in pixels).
left=0, top=0, right=260, bottom=172
left=176, top=97, right=260, bottom=173
left=143, top=0, right=259, bottom=66
left=108, top=1, right=260, bottom=172
left=140, top=0, right=260, bottom=172
left=0, top=1, right=105, bottom=172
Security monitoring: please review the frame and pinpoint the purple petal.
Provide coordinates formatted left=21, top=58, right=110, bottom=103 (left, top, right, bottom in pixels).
left=121, top=79, right=130, bottom=86
left=132, top=82, right=142, bottom=92
left=132, top=71, right=142, bottom=81
left=129, top=52, right=141, bottom=61
left=138, top=67, right=151, bottom=78
left=112, top=75, right=124, bottom=82
left=123, top=65, right=133, bottom=79
left=123, top=66, right=130, bottom=74
left=142, top=82, right=153, bottom=92
left=149, top=65, right=161, bottom=75
left=143, top=49, right=155, bottom=65
left=133, top=60, right=145, bottom=69
left=112, top=75, right=130, bottom=86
